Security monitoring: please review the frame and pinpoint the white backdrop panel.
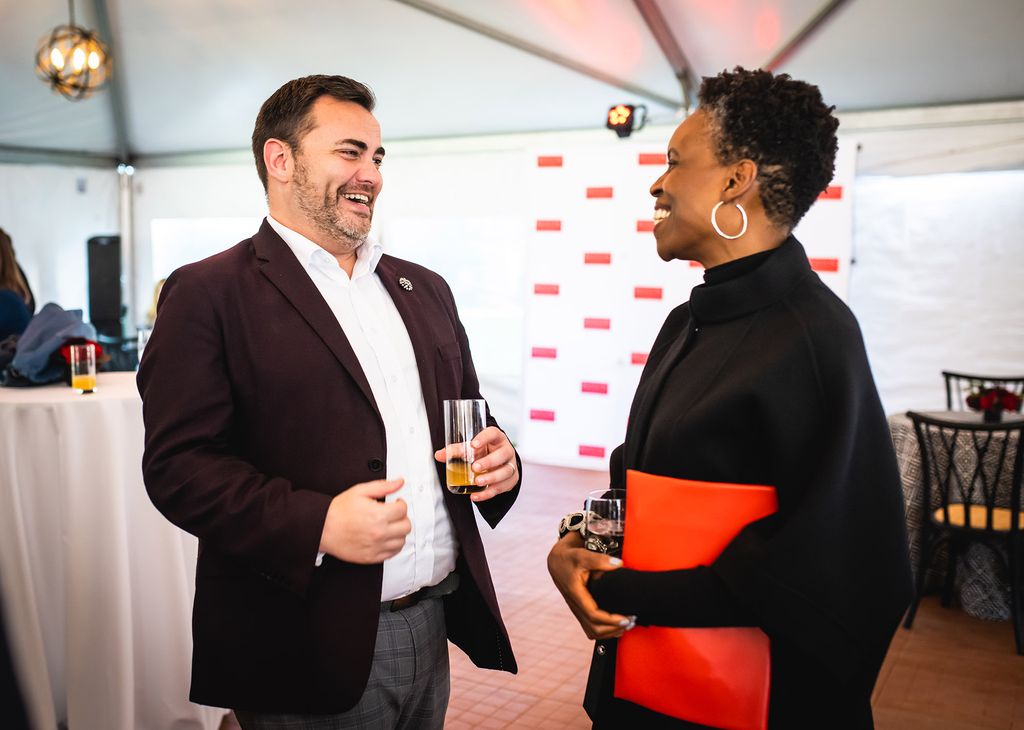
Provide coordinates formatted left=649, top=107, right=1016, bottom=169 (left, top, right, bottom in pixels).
left=520, top=140, right=856, bottom=470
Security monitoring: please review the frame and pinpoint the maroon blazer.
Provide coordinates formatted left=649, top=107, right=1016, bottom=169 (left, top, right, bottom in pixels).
left=138, top=219, right=519, bottom=713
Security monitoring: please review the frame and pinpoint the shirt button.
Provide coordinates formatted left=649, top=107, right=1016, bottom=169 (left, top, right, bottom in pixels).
left=417, top=484, right=425, bottom=493
left=408, top=426, right=415, bottom=435
left=597, top=644, right=607, bottom=656
left=367, top=458, right=384, bottom=472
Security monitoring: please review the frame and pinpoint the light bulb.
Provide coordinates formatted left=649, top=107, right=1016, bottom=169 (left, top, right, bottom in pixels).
left=72, top=47, right=86, bottom=72
left=88, top=50, right=100, bottom=70
left=50, top=47, right=65, bottom=70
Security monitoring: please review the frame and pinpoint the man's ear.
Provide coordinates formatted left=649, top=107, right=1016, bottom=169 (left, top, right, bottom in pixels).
left=264, top=139, right=293, bottom=185
left=722, top=159, right=758, bottom=203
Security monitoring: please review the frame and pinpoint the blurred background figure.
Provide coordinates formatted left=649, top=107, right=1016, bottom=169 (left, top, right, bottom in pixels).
left=0, top=228, right=34, bottom=340
left=145, top=277, right=165, bottom=327
left=136, top=277, right=166, bottom=360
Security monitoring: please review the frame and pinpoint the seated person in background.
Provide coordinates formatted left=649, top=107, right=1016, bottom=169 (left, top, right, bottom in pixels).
left=0, top=228, right=32, bottom=339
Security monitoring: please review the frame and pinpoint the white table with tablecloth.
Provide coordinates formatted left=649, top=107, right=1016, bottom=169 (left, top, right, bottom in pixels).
left=0, top=372, right=225, bottom=730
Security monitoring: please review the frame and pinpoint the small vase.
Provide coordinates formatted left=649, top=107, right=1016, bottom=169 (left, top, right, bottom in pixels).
left=983, top=406, right=1003, bottom=423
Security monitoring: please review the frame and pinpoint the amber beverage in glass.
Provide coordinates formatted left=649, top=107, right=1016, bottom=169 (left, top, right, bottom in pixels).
left=443, top=399, right=486, bottom=494
left=70, top=343, right=97, bottom=393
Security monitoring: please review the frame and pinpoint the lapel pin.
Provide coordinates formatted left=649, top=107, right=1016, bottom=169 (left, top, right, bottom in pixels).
left=398, top=276, right=413, bottom=291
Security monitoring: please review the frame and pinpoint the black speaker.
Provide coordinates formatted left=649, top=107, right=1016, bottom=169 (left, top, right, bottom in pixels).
left=87, top=235, right=123, bottom=338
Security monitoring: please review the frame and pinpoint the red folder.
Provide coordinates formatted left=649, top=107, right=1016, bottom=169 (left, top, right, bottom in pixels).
left=614, top=470, right=778, bottom=730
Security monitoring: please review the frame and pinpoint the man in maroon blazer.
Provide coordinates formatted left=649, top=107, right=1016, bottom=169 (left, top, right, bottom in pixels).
left=138, top=75, right=520, bottom=729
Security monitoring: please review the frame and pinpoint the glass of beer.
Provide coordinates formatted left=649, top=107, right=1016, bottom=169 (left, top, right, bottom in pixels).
left=70, top=343, right=97, bottom=394
left=584, top=489, right=626, bottom=558
left=443, top=399, right=487, bottom=495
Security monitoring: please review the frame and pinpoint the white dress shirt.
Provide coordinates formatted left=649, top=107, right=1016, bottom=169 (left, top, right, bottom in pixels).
left=267, top=215, right=458, bottom=601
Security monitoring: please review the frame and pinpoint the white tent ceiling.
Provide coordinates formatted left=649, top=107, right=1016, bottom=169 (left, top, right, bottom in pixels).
left=1, top=0, right=1022, bottom=165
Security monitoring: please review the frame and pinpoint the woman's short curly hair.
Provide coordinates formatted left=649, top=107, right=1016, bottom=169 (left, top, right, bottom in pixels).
left=699, top=67, right=838, bottom=230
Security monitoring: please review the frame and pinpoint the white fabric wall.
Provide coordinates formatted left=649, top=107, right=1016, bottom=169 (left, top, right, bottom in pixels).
left=7, top=104, right=1020, bottom=448
left=131, top=164, right=267, bottom=320
left=0, top=165, right=119, bottom=319
left=850, top=171, right=1024, bottom=414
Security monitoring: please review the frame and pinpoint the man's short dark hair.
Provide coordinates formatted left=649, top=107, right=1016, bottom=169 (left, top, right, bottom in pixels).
left=252, top=75, right=375, bottom=192
left=699, top=67, right=838, bottom=230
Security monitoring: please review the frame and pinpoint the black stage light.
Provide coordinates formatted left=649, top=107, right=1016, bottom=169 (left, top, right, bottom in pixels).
left=606, top=104, right=647, bottom=138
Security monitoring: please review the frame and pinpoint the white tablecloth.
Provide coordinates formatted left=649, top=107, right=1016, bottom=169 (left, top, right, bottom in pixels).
left=0, top=372, right=224, bottom=730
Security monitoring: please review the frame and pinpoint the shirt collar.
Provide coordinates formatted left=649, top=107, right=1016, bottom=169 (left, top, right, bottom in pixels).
left=688, top=235, right=814, bottom=324
left=266, top=214, right=383, bottom=279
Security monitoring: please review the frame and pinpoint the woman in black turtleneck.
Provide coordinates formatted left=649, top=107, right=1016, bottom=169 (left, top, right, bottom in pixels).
left=548, top=67, right=912, bottom=730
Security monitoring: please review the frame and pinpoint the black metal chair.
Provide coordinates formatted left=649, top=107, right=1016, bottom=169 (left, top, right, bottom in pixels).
left=902, top=411, right=1024, bottom=653
left=96, top=333, right=138, bottom=372
left=943, top=370, right=1024, bottom=411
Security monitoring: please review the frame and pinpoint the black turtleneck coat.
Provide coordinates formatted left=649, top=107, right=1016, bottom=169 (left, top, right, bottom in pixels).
left=585, top=236, right=913, bottom=729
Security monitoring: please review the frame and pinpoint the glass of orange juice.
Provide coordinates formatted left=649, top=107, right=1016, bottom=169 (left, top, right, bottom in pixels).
left=70, top=343, right=97, bottom=393
left=443, top=399, right=486, bottom=495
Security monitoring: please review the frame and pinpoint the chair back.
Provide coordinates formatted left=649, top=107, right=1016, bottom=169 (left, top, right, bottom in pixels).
left=97, top=333, right=138, bottom=372
left=906, top=411, right=1024, bottom=534
left=942, top=370, right=1024, bottom=411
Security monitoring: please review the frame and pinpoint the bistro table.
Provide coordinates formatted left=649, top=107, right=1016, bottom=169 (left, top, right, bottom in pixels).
left=0, top=372, right=225, bottom=730
left=889, top=410, right=1020, bottom=621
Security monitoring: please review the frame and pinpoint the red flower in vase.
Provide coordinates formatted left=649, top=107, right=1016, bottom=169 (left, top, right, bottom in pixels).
left=966, top=386, right=1022, bottom=413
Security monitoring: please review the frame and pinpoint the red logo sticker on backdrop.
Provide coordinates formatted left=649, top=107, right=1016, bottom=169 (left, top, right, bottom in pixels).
left=579, top=445, right=606, bottom=458
left=587, top=187, right=614, bottom=199
left=531, top=347, right=557, bottom=359
left=631, top=352, right=649, bottom=365
left=530, top=409, right=556, bottom=421
left=584, top=318, right=611, bottom=330
left=818, top=185, right=843, bottom=200
left=537, top=155, right=563, bottom=167
left=536, top=220, right=562, bottom=231
left=634, top=287, right=663, bottom=299
left=636, top=220, right=655, bottom=232
left=581, top=382, right=609, bottom=394
left=584, top=252, right=612, bottom=265
left=639, top=153, right=667, bottom=165
left=533, top=283, right=560, bottom=295
left=809, top=258, right=839, bottom=272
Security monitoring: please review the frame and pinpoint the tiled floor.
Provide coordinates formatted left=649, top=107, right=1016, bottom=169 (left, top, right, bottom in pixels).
left=444, top=464, right=603, bottom=730
left=223, top=461, right=1024, bottom=729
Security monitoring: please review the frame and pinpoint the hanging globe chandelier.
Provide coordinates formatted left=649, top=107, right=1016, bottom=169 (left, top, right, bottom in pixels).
left=34, top=0, right=112, bottom=101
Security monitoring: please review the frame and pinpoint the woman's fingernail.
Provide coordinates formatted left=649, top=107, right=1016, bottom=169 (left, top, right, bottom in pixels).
left=608, top=557, right=622, bottom=566
left=618, top=618, right=631, bottom=627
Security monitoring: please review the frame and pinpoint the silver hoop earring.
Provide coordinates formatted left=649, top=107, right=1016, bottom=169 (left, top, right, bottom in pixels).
left=711, top=201, right=748, bottom=240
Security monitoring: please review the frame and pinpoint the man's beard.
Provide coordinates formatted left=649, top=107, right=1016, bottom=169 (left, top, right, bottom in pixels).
left=293, top=160, right=371, bottom=252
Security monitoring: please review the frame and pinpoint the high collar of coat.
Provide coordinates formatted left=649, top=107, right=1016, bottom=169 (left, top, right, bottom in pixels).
left=688, top=235, right=814, bottom=324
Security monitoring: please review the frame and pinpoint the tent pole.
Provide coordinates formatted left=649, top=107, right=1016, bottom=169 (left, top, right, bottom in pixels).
left=632, top=0, right=697, bottom=113
left=764, top=0, right=852, bottom=71
left=392, top=0, right=680, bottom=110
left=117, top=165, right=137, bottom=335
left=90, top=0, right=131, bottom=162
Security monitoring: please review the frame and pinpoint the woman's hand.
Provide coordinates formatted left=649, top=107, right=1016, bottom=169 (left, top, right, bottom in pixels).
left=547, top=532, right=633, bottom=639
